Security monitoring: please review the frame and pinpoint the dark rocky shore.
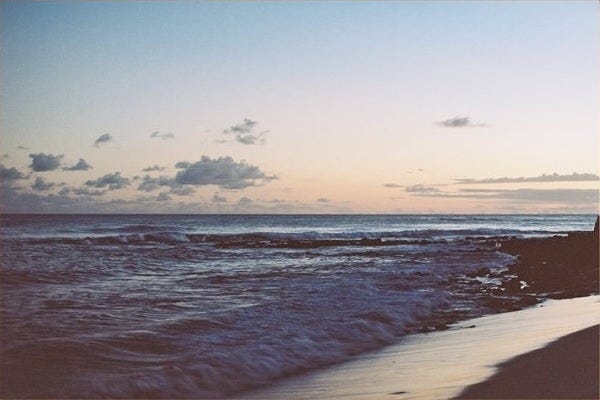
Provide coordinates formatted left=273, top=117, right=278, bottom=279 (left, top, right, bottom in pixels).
left=417, top=217, right=599, bottom=332
left=491, top=216, right=598, bottom=302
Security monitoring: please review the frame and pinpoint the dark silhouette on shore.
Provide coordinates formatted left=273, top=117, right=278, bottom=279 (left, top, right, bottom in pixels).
left=498, top=216, right=599, bottom=299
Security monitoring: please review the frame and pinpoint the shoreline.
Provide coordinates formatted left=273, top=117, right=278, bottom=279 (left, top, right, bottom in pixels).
left=237, top=295, right=600, bottom=399
left=239, top=228, right=600, bottom=399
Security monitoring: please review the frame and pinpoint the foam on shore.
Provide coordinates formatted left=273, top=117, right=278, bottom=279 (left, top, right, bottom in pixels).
left=238, top=295, right=599, bottom=400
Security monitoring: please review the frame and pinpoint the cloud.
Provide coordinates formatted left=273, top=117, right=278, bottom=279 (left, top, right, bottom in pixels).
left=409, top=188, right=598, bottom=204
left=383, top=183, right=403, bottom=188
left=72, top=187, right=106, bottom=196
left=212, top=193, right=227, bottom=203
left=17, top=146, right=29, bottom=150
left=175, top=161, right=191, bottom=169
left=316, top=197, right=330, bottom=203
left=94, top=133, right=113, bottom=147
left=155, top=192, right=172, bottom=202
left=405, top=184, right=440, bottom=193
left=63, top=158, right=93, bottom=171
left=31, top=177, right=56, bottom=191
left=437, top=116, right=487, bottom=128
left=222, top=118, right=267, bottom=145
left=174, top=155, right=276, bottom=189
left=1, top=154, right=8, bottom=160
left=225, top=118, right=257, bottom=134
left=137, top=175, right=175, bottom=192
left=142, top=165, right=166, bottom=172
left=29, top=153, right=63, bottom=172
left=1, top=164, right=27, bottom=181
left=135, top=174, right=195, bottom=196
left=237, top=197, right=253, bottom=206
left=491, top=189, right=598, bottom=203
left=85, top=172, right=130, bottom=190
left=455, top=172, right=599, bottom=184
left=169, top=186, right=195, bottom=196
left=150, top=131, right=175, bottom=140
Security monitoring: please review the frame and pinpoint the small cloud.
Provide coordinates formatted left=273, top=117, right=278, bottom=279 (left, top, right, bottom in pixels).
left=72, top=187, right=106, bottom=196
left=1, top=164, right=27, bottom=181
left=455, top=172, right=600, bottom=184
left=93, top=133, right=113, bottom=147
left=316, top=197, right=330, bottom=203
left=155, top=192, right=172, bottom=202
left=225, top=118, right=257, bottom=134
left=237, top=197, right=253, bottom=206
left=383, top=183, right=403, bottom=188
left=17, top=146, right=29, bottom=150
left=437, top=116, right=487, bottom=128
left=31, top=177, right=55, bottom=191
left=141, top=165, right=166, bottom=172
left=29, top=153, right=63, bottom=172
left=150, top=131, right=175, bottom=140
left=170, top=186, right=195, bottom=196
left=405, top=184, right=439, bottom=193
left=212, top=193, right=227, bottom=203
left=63, top=158, right=93, bottom=171
left=85, top=172, right=130, bottom=190
left=174, top=155, right=276, bottom=189
left=222, top=118, right=267, bottom=145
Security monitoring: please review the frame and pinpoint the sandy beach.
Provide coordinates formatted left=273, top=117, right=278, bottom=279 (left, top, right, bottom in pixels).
left=238, top=295, right=600, bottom=399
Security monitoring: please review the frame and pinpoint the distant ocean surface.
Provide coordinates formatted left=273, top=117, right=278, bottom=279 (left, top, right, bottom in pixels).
left=0, top=214, right=595, bottom=398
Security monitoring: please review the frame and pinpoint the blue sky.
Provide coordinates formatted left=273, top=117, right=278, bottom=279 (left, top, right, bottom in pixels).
left=1, top=1, right=598, bottom=213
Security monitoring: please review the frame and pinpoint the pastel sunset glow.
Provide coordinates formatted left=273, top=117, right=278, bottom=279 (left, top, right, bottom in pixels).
left=1, top=1, right=598, bottom=213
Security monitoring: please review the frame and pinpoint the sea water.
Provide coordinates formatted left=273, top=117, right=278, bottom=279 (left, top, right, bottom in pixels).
left=0, top=214, right=594, bottom=398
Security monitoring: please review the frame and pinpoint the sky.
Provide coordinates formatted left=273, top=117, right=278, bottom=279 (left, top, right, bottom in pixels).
left=1, top=1, right=598, bottom=214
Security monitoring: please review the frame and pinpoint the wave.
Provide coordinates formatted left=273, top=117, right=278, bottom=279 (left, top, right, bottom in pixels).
left=1, top=290, right=453, bottom=398
left=0, top=228, right=558, bottom=249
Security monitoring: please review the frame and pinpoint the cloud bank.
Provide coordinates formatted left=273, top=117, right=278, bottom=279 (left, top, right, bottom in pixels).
left=455, top=172, right=599, bottom=184
left=409, top=187, right=598, bottom=204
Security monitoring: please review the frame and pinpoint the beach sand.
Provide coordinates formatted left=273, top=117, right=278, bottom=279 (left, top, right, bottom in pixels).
left=238, top=296, right=599, bottom=399
left=456, top=324, right=599, bottom=399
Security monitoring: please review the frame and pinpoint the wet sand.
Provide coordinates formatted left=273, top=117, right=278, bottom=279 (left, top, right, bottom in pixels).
left=457, top=324, right=599, bottom=399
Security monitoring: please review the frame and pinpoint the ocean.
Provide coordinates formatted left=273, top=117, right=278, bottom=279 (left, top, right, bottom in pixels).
left=0, top=214, right=595, bottom=398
